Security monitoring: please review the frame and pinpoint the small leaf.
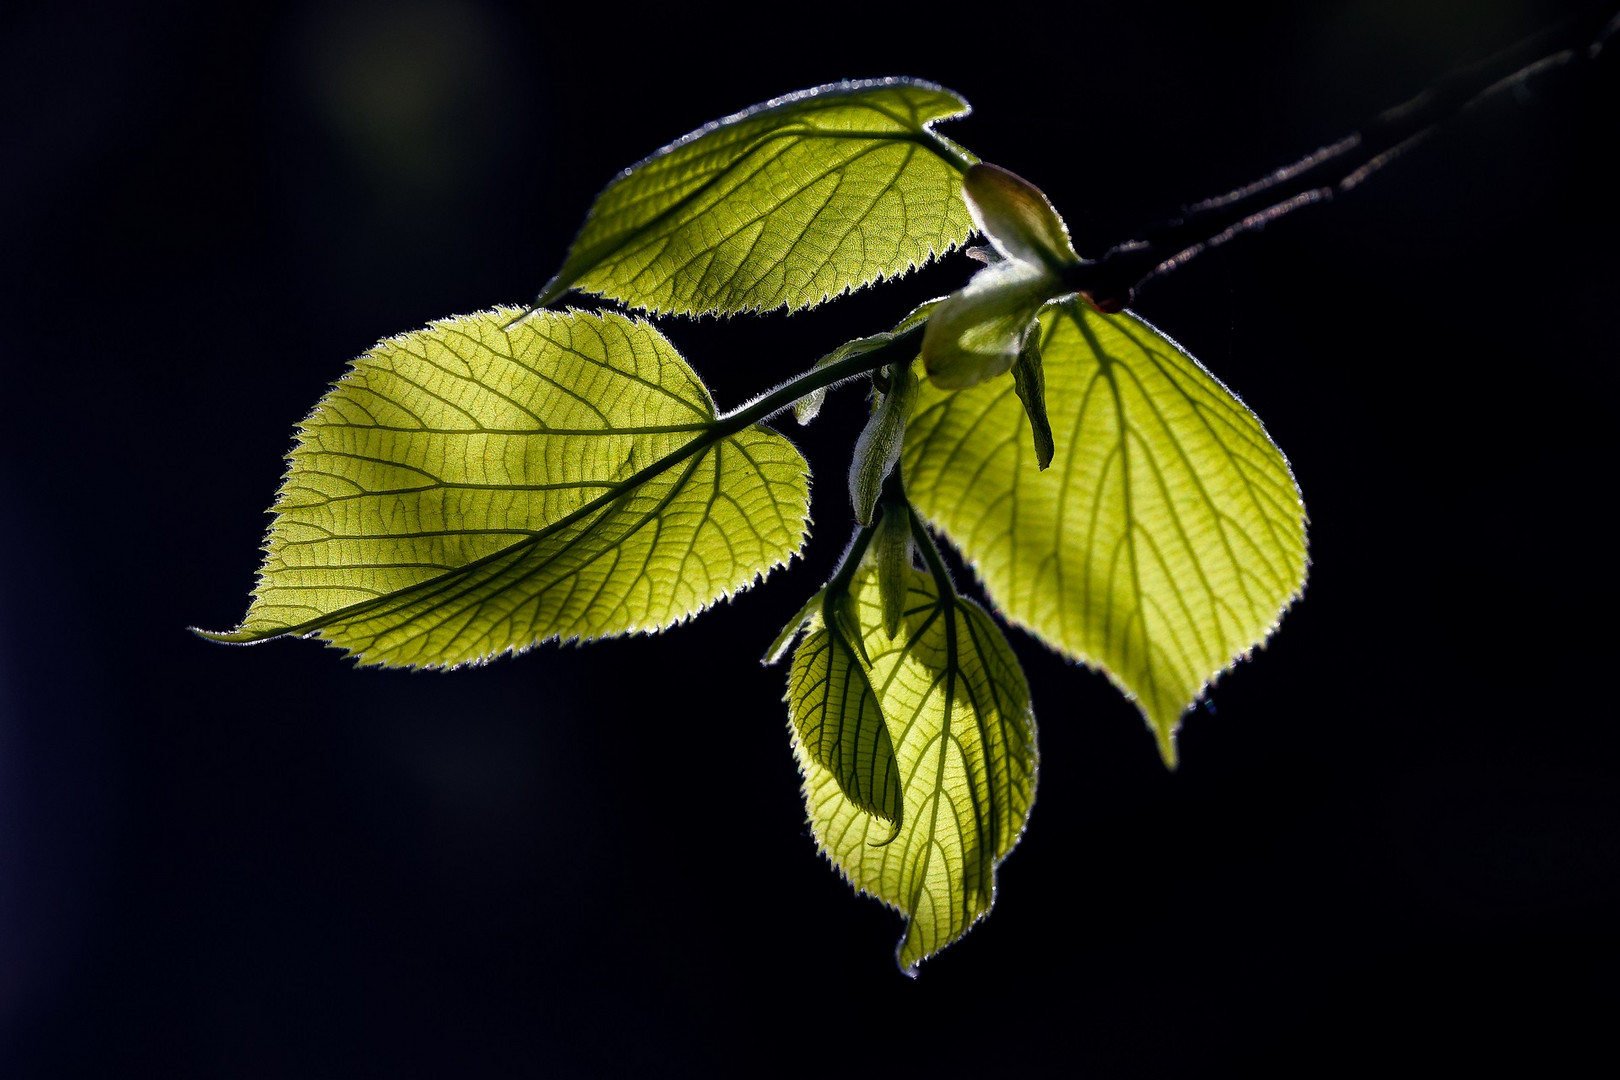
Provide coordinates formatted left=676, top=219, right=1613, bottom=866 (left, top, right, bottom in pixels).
left=848, top=365, right=918, bottom=526
left=795, top=300, right=938, bottom=425
left=905, top=300, right=1307, bottom=764
left=789, top=565, right=1037, bottom=974
left=962, top=163, right=1079, bottom=274
left=1010, top=330, right=1054, bottom=470
left=202, top=309, right=810, bottom=667
left=534, top=79, right=978, bottom=316
left=920, top=260, right=1054, bottom=389
left=787, top=595, right=903, bottom=828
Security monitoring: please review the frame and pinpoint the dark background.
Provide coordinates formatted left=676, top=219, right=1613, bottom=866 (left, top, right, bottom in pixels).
left=3, top=0, right=1616, bottom=1075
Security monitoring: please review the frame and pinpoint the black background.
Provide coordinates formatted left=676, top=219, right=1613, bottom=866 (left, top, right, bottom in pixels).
left=3, top=0, right=1617, bottom=1075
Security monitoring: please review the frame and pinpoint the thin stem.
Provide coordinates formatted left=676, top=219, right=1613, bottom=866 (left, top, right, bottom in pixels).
left=907, top=503, right=957, bottom=615
left=716, top=325, right=923, bottom=431
left=824, top=523, right=877, bottom=606
left=1060, top=3, right=1618, bottom=310
left=917, top=127, right=978, bottom=175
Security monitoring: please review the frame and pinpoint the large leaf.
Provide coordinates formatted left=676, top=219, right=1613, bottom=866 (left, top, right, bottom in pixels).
left=787, top=565, right=1037, bottom=974
left=533, top=79, right=978, bottom=316
left=202, top=308, right=810, bottom=667
left=904, top=300, right=1307, bottom=763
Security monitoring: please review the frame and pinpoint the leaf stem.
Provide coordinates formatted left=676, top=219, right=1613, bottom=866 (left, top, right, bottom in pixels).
left=916, top=127, right=977, bottom=175
left=718, top=324, right=924, bottom=431
left=1060, top=3, right=1618, bottom=310
left=206, top=324, right=923, bottom=646
left=906, top=501, right=957, bottom=617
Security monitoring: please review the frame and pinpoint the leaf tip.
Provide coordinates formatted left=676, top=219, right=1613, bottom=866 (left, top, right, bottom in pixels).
left=894, top=931, right=926, bottom=978
left=498, top=304, right=539, bottom=332
left=530, top=273, right=571, bottom=312
left=1154, top=719, right=1181, bottom=770
left=867, top=816, right=902, bottom=847
left=189, top=623, right=276, bottom=647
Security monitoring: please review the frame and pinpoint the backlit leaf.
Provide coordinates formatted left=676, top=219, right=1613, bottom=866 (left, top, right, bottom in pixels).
left=788, top=564, right=1037, bottom=974
left=202, top=308, right=810, bottom=667
left=786, top=595, right=903, bottom=828
left=534, top=79, right=978, bottom=316
left=904, top=300, right=1306, bottom=763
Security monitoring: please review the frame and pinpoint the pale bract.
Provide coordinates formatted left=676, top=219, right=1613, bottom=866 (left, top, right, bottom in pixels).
left=920, top=163, right=1080, bottom=390
left=794, top=299, right=940, bottom=425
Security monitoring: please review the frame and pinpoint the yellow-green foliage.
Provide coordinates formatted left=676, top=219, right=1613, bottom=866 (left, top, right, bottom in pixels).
left=535, top=79, right=977, bottom=315
left=206, top=308, right=810, bottom=666
left=906, top=300, right=1307, bottom=763
left=208, top=80, right=1312, bottom=974
left=785, top=565, right=1037, bottom=975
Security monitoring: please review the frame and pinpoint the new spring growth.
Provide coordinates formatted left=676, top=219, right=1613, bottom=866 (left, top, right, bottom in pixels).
left=848, top=359, right=919, bottom=526
left=872, top=499, right=913, bottom=640
left=920, top=163, right=1081, bottom=390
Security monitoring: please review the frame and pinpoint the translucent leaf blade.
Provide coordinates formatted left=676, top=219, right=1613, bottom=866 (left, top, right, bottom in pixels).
left=206, top=309, right=810, bottom=667
left=536, top=79, right=978, bottom=316
left=787, top=614, right=902, bottom=827
left=904, top=301, right=1307, bottom=763
left=789, top=567, right=1037, bottom=974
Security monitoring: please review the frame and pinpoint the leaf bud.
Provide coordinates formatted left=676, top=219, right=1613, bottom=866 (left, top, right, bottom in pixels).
left=849, top=364, right=918, bottom=525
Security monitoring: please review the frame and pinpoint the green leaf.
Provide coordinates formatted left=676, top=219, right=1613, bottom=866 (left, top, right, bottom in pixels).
left=904, top=300, right=1307, bottom=764
left=1010, top=329, right=1054, bottom=470
left=788, top=564, right=1037, bottom=974
left=786, top=593, right=903, bottom=829
left=534, top=79, right=978, bottom=316
left=201, top=308, right=811, bottom=667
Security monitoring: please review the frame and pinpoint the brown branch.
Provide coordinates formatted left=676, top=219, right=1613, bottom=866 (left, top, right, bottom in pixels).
left=1061, top=4, right=1619, bottom=313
